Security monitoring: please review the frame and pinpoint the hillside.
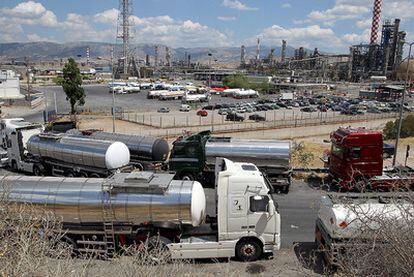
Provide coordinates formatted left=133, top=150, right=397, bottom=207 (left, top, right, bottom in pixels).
left=0, top=42, right=299, bottom=64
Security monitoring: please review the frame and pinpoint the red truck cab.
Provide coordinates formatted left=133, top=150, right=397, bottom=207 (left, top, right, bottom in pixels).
left=329, top=127, right=384, bottom=187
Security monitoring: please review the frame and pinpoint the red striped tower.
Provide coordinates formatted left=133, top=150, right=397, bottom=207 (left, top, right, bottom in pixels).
left=370, top=0, right=382, bottom=45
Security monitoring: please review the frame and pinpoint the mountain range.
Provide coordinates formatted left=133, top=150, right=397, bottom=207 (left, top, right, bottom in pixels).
left=0, top=42, right=301, bottom=65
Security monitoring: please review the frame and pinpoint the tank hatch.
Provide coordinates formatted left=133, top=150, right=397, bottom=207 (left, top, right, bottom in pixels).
left=110, top=172, right=175, bottom=194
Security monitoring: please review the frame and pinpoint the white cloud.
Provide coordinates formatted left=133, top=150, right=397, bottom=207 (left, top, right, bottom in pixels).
left=94, top=8, right=119, bottom=24
left=281, top=3, right=291, bottom=9
left=306, top=0, right=414, bottom=26
left=356, top=18, right=371, bottom=29
left=222, top=0, right=258, bottom=11
left=217, top=16, right=237, bottom=21
left=308, top=3, right=370, bottom=25
left=1, top=1, right=58, bottom=27
left=255, top=24, right=344, bottom=51
left=342, top=29, right=371, bottom=44
left=130, top=15, right=230, bottom=47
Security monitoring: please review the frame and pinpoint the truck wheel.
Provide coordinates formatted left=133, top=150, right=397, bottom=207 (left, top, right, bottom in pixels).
left=66, top=171, right=75, bottom=177
left=90, top=173, right=100, bottom=178
left=78, top=172, right=88, bottom=178
left=236, top=240, right=262, bottom=262
left=146, top=236, right=172, bottom=264
left=181, top=173, right=195, bottom=181
left=33, top=165, right=43, bottom=176
left=11, top=161, right=18, bottom=172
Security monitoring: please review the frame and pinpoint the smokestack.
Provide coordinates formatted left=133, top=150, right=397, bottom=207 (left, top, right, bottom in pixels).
left=370, top=0, right=382, bottom=45
left=281, top=40, right=287, bottom=62
left=256, top=38, right=260, bottom=61
left=86, top=47, right=90, bottom=65
left=240, top=45, right=246, bottom=66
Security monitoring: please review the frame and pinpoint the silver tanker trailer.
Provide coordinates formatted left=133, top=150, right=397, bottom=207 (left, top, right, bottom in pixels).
left=67, top=129, right=170, bottom=169
left=169, top=131, right=292, bottom=193
left=7, top=130, right=130, bottom=177
left=0, top=158, right=281, bottom=261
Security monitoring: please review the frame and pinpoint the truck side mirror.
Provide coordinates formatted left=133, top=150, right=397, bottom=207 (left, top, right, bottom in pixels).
left=268, top=200, right=275, bottom=217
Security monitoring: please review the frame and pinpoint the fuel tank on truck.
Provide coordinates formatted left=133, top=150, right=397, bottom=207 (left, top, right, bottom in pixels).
left=205, top=138, right=291, bottom=168
left=0, top=172, right=206, bottom=227
left=67, top=130, right=170, bottom=162
left=27, top=134, right=130, bottom=170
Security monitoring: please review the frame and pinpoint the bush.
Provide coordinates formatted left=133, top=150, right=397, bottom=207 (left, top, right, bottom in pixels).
left=223, top=74, right=250, bottom=89
left=383, top=114, right=414, bottom=140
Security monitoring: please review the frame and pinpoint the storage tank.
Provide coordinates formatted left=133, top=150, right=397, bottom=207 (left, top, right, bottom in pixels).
left=0, top=173, right=206, bottom=227
left=68, top=130, right=169, bottom=162
left=205, top=138, right=290, bottom=168
left=27, top=134, right=130, bottom=170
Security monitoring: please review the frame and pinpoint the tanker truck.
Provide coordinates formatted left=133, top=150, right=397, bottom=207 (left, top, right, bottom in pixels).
left=7, top=129, right=130, bottom=177
left=169, top=131, right=292, bottom=193
left=315, top=193, right=414, bottom=267
left=0, top=158, right=281, bottom=261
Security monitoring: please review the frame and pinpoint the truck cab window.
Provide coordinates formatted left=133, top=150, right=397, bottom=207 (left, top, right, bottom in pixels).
left=331, top=144, right=344, bottom=159
left=350, top=147, right=361, bottom=159
left=250, top=195, right=269, bottom=213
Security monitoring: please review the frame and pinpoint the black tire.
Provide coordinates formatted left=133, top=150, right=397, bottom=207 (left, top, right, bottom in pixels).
left=78, top=171, right=88, bottom=178
left=236, top=240, right=262, bottom=262
left=146, top=236, right=172, bottom=264
left=181, top=172, right=194, bottom=181
left=11, top=160, right=18, bottom=172
left=66, top=171, right=75, bottom=177
left=33, top=165, right=43, bottom=176
left=90, top=173, right=100, bottom=178
left=282, top=185, right=290, bottom=194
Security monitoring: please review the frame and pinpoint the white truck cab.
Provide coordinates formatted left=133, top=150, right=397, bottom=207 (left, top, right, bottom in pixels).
left=169, top=158, right=280, bottom=261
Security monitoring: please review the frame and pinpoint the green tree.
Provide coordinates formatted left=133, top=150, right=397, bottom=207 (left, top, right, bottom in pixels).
left=383, top=114, right=414, bottom=140
left=223, top=74, right=250, bottom=88
left=61, top=58, right=85, bottom=114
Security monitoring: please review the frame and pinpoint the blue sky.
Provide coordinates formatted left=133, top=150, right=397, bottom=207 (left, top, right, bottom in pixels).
left=0, top=0, right=413, bottom=53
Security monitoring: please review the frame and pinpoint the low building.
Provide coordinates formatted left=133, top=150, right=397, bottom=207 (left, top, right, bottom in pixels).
left=0, top=70, right=24, bottom=99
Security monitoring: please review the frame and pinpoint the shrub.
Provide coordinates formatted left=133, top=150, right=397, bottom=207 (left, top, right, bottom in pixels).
left=383, top=114, right=414, bottom=140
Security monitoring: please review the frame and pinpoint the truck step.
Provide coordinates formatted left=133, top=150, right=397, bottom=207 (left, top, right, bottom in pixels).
left=77, top=248, right=107, bottom=254
left=76, top=240, right=107, bottom=246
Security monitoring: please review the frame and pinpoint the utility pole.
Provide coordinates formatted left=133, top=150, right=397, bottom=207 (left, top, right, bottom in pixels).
left=393, top=42, right=413, bottom=166
left=111, top=46, right=116, bottom=133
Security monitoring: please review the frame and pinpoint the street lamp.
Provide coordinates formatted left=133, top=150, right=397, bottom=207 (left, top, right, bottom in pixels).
left=98, top=49, right=125, bottom=133
left=392, top=41, right=413, bottom=167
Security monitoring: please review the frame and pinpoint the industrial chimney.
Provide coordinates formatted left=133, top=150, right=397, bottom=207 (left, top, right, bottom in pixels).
left=370, top=0, right=382, bottom=45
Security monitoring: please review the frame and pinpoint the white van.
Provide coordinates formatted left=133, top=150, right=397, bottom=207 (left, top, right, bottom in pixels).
left=179, top=104, right=190, bottom=112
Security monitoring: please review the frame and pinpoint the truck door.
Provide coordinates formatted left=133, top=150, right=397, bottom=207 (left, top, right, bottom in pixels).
left=228, top=194, right=248, bottom=237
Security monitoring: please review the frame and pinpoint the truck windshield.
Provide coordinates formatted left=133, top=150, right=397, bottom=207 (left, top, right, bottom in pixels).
left=331, top=144, right=344, bottom=159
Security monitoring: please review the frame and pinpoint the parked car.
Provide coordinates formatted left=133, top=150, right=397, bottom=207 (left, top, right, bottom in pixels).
left=157, top=107, right=170, bottom=113
left=179, top=104, right=190, bottom=112
left=226, top=113, right=244, bottom=122
left=383, top=143, right=395, bottom=159
left=196, top=110, right=208, bottom=117
left=202, top=105, right=214, bottom=110
left=300, top=107, right=317, bottom=113
left=0, top=148, right=8, bottom=167
left=218, top=109, right=229, bottom=115
left=249, top=114, right=266, bottom=122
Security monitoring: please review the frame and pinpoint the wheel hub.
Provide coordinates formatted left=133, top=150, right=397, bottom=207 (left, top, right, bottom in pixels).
left=242, top=244, right=256, bottom=257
